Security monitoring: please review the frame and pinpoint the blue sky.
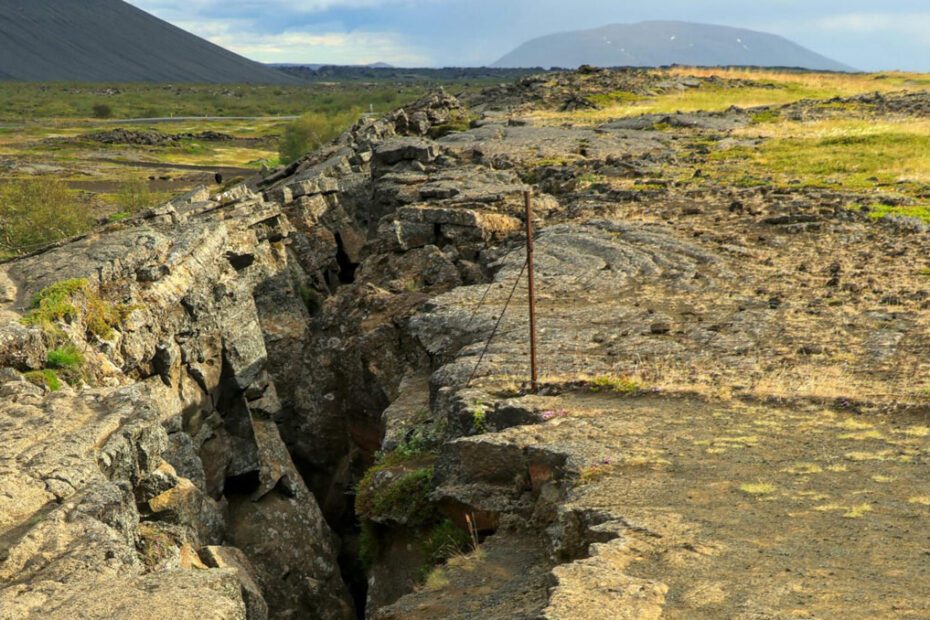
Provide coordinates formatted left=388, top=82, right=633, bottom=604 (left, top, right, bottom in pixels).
left=128, top=1, right=930, bottom=70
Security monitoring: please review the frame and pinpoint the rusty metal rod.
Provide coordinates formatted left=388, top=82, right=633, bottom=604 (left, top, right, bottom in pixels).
left=524, top=190, right=539, bottom=393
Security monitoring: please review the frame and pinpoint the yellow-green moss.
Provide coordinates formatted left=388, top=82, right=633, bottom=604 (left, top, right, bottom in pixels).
left=589, top=375, right=643, bottom=394
left=21, top=278, right=134, bottom=340
left=428, top=108, right=478, bottom=139
left=24, top=369, right=61, bottom=392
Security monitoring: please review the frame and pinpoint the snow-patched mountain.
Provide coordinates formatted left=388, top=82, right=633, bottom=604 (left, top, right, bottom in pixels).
left=494, top=21, right=853, bottom=72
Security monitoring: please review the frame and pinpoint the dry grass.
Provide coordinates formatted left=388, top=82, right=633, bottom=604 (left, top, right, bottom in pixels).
left=528, top=69, right=929, bottom=126
left=529, top=69, right=930, bottom=129
left=665, top=67, right=930, bottom=94
left=843, top=503, right=873, bottom=519
left=739, top=482, right=777, bottom=495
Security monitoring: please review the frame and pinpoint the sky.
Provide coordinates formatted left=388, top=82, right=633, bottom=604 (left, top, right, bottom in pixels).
left=127, top=1, right=930, bottom=71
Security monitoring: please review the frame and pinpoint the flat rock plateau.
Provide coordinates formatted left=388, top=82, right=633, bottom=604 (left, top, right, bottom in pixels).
left=1, top=68, right=930, bottom=619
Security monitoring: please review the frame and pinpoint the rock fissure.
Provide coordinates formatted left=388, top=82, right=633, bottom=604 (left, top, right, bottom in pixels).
left=4, top=70, right=930, bottom=619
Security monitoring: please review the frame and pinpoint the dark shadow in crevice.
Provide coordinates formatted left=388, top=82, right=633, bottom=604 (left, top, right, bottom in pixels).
left=334, top=233, right=358, bottom=284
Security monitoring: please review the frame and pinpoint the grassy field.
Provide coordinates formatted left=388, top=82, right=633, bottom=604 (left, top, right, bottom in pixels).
left=0, top=80, right=454, bottom=258
left=0, top=82, right=436, bottom=121
left=4, top=68, right=930, bottom=259
left=530, top=69, right=930, bottom=125
left=720, top=118, right=930, bottom=189
left=523, top=68, right=930, bottom=222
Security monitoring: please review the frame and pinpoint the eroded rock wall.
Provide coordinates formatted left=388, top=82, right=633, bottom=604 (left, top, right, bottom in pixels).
left=0, top=90, right=536, bottom=618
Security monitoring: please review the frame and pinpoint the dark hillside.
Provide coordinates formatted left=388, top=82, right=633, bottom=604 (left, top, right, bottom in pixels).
left=0, top=0, right=297, bottom=83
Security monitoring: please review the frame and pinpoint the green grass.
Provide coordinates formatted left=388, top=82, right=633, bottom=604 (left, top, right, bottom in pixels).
left=24, top=369, right=61, bottom=392
left=711, top=120, right=930, bottom=193
left=46, top=343, right=86, bottom=384
left=750, top=109, right=781, bottom=125
left=588, top=90, right=641, bottom=108
left=864, top=203, right=930, bottom=223
left=20, top=278, right=89, bottom=330
left=0, top=82, right=434, bottom=121
left=46, top=344, right=84, bottom=369
left=421, top=519, right=472, bottom=574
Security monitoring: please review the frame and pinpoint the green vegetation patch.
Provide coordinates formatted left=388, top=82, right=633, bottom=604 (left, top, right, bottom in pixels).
left=0, top=82, right=433, bottom=121
left=21, top=278, right=88, bottom=329
left=588, top=90, right=641, bottom=108
left=24, top=369, right=61, bottom=392
left=111, top=178, right=169, bottom=216
left=422, top=519, right=472, bottom=569
left=46, top=343, right=84, bottom=369
left=428, top=108, right=478, bottom=139
left=0, top=179, right=93, bottom=258
left=278, top=108, right=362, bottom=164
left=710, top=122, right=930, bottom=193
left=21, top=278, right=134, bottom=340
left=750, top=109, right=781, bottom=125
left=864, top=203, right=930, bottom=223
left=46, top=343, right=86, bottom=384
left=355, top=464, right=436, bottom=527
left=589, top=375, right=644, bottom=394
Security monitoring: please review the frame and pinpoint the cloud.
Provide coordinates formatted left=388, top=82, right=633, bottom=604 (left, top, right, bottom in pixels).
left=125, top=1, right=930, bottom=70
left=171, top=18, right=431, bottom=65
left=812, top=11, right=930, bottom=42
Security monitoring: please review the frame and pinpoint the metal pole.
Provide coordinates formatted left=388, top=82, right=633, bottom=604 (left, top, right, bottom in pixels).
left=524, top=190, right=539, bottom=393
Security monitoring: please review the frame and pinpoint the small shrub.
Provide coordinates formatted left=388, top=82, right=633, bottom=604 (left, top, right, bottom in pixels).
left=113, top=178, right=166, bottom=215
left=24, top=369, right=61, bottom=392
left=92, top=103, right=113, bottom=119
left=278, top=108, right=362, bottom=164
left=0, top=179, right=93, bottom=257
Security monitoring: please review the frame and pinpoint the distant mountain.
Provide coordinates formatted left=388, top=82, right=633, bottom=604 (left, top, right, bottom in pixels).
left=0, top=0, right=298, bottom=83
left=494, top=21, right=854, bottom=72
